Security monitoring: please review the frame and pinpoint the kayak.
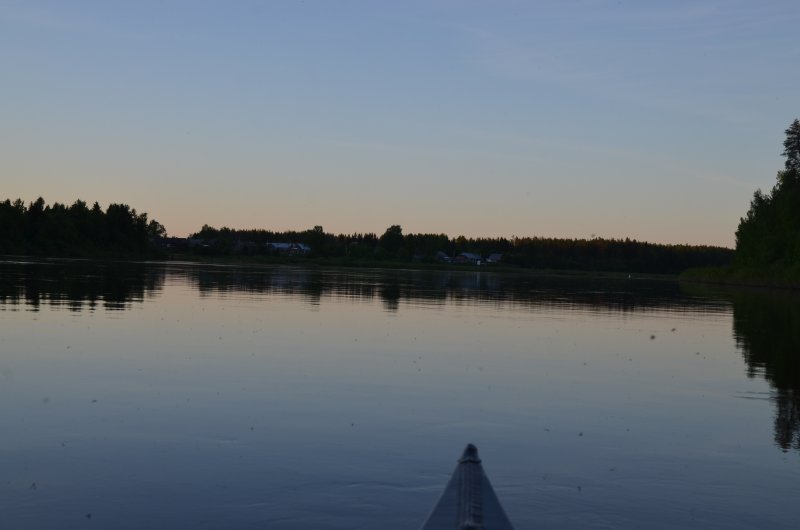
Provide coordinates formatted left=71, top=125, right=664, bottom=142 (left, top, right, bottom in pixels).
left=420, top=444, right=515, bottom=530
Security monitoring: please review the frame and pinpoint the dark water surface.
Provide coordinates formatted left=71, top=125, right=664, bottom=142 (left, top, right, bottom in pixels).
left=0, top=260, right=798, bottom=529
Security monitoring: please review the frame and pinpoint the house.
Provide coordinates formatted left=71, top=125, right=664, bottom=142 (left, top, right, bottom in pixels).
left=155, top=237, right=188, bottom=250
left=187, top=237, right=211, bottom=249
left=486, top=253, right=503, bottom=264
left=265, top=242, right=292, bottom=254
left=435, top=251, right=452, bottom=263
left=454, top=252, right=482, bottom=265
left=233, top=240, right=258, bottom=253
left=290, top=243, right=312, bottom=256
left=265, top=242, right=312, bottom=256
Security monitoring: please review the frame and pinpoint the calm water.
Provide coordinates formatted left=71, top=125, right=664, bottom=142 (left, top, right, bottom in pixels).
left=0, top=260, right=798, bottom=529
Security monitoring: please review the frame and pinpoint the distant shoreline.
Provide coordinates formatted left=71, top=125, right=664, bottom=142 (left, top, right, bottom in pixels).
left=11, top=253, right=800, bottom=290
left=0, top=252, right=680, bottom=283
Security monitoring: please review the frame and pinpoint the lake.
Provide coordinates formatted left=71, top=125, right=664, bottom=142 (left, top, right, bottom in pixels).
left=0, top=260, right=798, bottom=529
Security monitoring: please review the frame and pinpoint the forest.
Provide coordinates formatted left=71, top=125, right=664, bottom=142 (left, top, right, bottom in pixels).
left=734, top=119, right=800, bottom=279
left=0, top=198, right=165, bottom=256
left=0, top=196, right=734, bottom=274
left=188, top=224, right=732, bottom=275
left=5, top=119, right=799, bottom=277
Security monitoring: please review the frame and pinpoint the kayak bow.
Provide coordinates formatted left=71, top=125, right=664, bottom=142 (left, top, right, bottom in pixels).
left=420, top=444, right=515, bottom=530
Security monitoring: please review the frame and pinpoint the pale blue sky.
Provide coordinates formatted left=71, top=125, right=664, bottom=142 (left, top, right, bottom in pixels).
left=2, top=1, right=798, bottom=246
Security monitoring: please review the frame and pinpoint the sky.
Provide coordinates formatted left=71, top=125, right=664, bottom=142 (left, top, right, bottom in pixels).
left=2, top=1, right=799, bottom=247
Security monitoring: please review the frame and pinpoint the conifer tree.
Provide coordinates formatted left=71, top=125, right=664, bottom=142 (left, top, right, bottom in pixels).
left=783, top=119, right=800, bottom=181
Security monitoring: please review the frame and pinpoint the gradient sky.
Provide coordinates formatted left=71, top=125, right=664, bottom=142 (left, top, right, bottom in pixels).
left=2, top=1, right=799, bottom=246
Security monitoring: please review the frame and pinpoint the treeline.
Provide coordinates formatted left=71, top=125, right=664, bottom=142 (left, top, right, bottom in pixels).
left=482, top=236, right=731, bottom=273
left=735, top=119, right=800, bottom=277
left=190, top=224, right=732, bottom=274
left=0, top=197, right=166, bottom=256
left=0, top=197, right=734, bottom=274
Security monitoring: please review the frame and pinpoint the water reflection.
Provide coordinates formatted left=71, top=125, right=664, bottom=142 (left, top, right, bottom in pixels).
left=731, top=290, right=800, bottom=452
left=182, top=265, right=729, bottom=314
left=0, top=260, right=732, bottom=315
left=0, top=260, right=164, bottom=311
left=2, top=259, right=798, bottom=528
left=4, top=259, right=795, bottom=455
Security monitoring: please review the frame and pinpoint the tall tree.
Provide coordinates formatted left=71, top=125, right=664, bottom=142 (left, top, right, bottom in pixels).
left=379, top=225, right=404, bottom=256
left=736, top=118, right=800, bottom=269
left=783, top=118, right=800, bottom=182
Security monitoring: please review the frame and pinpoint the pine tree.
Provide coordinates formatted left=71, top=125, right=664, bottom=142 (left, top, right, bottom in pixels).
left=783, top=118, right=800, bottom=180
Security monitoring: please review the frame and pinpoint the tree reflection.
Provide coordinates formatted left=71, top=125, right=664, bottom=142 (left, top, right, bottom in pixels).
left=4, top=258, right=798, bottom=454
left=0, top=260, right=164, bottom=311
left=731, top=291, right=800, bottom=452
left=1, top=260, right=733, bottom=316
left=179, top=266, right=728, bottom=315
left=378, top=278, right=401, bottom=312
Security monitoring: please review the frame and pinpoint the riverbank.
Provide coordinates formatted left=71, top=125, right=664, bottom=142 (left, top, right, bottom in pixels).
left=680, top=266, right=800, bottom=290
left=157, top=251, right=680, bottom=281
left=0, top=252, right=683, bottom=283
